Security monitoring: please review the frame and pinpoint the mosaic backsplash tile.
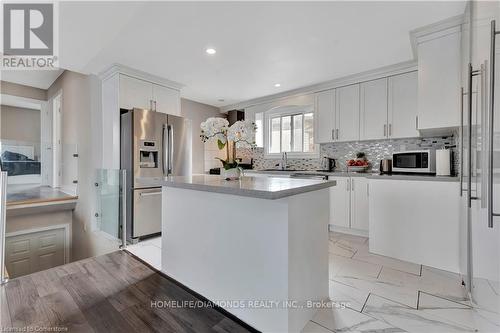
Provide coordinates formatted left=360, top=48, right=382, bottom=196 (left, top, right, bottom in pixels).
left=238, top=135, right=458, bottom=175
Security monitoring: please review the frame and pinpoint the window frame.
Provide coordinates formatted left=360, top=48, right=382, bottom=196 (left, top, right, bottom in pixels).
left=263, top=105, right=318, bottom=159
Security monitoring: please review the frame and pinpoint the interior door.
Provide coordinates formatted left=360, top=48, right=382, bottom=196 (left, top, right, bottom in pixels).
left=360, top=78, right=388, bottom=140
left=335, top=84, right=360, bottom=142
left=468, top=1, right=500, bottom=312
left=329, top=177, right=350, bottom=228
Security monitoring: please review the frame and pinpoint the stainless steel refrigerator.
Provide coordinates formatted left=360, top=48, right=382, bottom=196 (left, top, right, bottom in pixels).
left=121, top=108, right=192, bottom=242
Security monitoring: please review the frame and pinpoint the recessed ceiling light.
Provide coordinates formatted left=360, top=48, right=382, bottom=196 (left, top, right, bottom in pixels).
left=274, top=83, right=281, bottom=87
left=206, top=48, right=216, bottom=55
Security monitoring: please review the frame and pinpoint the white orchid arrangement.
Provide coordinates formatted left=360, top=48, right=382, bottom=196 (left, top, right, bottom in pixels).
left=201, top=117, right=257, bottom=169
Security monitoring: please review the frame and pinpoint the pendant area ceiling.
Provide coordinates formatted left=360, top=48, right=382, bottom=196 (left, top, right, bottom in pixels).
left=55, top=1, right=466, bottom=107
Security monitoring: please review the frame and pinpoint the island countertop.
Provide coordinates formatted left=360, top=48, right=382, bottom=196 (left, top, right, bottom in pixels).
left=137, top=175, right=336, bottom=200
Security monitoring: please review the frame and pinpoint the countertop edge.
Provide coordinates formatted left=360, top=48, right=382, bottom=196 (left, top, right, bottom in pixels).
left=162, top=179, right=336, bottom=200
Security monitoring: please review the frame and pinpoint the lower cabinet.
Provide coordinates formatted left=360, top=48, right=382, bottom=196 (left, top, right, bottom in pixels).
left=5, top=227, right=67, bottom=278
left=368, top=179, right=460, bottom=273
left=329, top=176, right=369, bottom=233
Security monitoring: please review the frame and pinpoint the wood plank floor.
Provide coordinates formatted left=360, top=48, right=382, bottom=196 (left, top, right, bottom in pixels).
left=0, top=251, right=254, bottom=333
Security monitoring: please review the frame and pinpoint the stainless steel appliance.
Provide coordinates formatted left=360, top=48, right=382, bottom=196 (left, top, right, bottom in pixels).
left=121, top=108, right=192, bottom=242
left=392, top=150, right=436, bottom=174
left=321, top=157, right=336, bottom=172
left=379, top=158, right=392, bottom=174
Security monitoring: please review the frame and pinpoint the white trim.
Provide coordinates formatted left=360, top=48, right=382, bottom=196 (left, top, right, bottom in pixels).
left=98, top=63, right=184, bottom=91
left=6, top=223, right=71, bottom=264
left=328, top=224, right=368, bottom=238
left=51, top=91, right=62, bottom=188
left=263, top=105, right=318, bottom=159
left=220, top=60, right=417, bottom=112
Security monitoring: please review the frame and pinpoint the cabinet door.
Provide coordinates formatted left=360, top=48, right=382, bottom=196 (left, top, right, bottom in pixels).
left=388, top=71, right=419, bottom=138
left=315, top=89, right=335, bottom=143
left=119, top=74, right=153, bottom=110
left=360, top=78, right=388, bottom=140
left=329, top=177, right=350, bottom=228
left=153, top=84, right=181, bottom=116
left=417, top=31, right=461, bottom=131
left=350, top=177, right=369, bottom=231
left=336, top=84, right=360, bottom=142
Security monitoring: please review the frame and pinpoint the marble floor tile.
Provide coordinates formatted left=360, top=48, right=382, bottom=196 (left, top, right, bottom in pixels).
left=378, top=266, right=469, bottom=305
left=329, top=279, right=369, bottom=312
left=353, top=245, right=421, bottom=276
left=329, top=254, right=348, bottom=279
left=334, top=275, right=419, bottom=309
left=471, top=278, right=500, bottom=314
left=418, top=292, right=500, bottom=332
left=311, top=301, right=403, bottom=333
left=334, top=256, right=383, bottom=280
left=362, top=294, right=476, bottom=332
left=301, top=321, right=334, bottom=333
left=487, top=279, right=500, bottom=295
left=126, top=244, right=161, bottom=270
left=329, top=239, right=358, bottom=258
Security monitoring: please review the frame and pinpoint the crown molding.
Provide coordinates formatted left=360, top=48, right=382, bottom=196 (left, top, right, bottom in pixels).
left=98, top=63, right=184, bottom=91
left=220, top=60, right=417, bottom=112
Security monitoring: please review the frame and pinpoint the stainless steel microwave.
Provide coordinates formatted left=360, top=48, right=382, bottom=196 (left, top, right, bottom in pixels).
left=392, top=150, right=436, bottom=174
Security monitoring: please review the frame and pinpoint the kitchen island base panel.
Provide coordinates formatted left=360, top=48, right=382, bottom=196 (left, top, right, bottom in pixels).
left=161, top=187, right=329, bottom=333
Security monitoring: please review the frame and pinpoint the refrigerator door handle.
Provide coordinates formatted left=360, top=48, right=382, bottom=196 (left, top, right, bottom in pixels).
left=162, top=124, right=168, bottom=176
left=168, top=125, right=174, bottom=174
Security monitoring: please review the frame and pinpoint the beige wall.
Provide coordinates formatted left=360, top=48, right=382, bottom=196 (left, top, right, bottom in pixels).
left=0, top=105, right=41, bottom=158
left=0, top=81, right=47, bottom=101
left=180, top=98, right=223, bottom=174
left=47, top=70, right=118, bottom=261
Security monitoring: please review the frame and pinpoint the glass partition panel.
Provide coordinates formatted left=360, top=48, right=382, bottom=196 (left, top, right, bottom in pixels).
left=95, top=169, right=125, bottom=247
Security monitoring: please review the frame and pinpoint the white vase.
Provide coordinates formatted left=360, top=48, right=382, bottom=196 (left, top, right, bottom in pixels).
left=220, top=167, right=242, bottom=180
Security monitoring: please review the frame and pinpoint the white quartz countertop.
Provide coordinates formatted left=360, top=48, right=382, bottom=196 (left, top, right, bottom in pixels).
left=137, top=175, right=336, bottom=199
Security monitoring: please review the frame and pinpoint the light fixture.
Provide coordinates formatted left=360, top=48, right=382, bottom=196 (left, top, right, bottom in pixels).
left=274, top=83, right=281, bottom=87
left=206, top=48, right=216, bottom=55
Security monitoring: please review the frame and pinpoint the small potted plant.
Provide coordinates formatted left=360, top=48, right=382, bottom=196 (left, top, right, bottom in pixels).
left=201, top=117, right=256, bottom=180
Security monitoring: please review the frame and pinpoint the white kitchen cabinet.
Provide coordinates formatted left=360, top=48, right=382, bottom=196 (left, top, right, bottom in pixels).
left=336, top=84, right=360, bottom=142
left=350, top=177, right=369, bottom=231
left=360, top=78, right=388, bottom=140
left=119, top=74, right=153, bottom=110
left=388, top=71, right=419, bottom=138
left=417, top=29, right=461, bottom=133
left=315, top=89, right=335, bottom=143
left=329, top=177, right=350, bottom=228
left=119, top=74, right=180, bottom=115
left=369, top=178, right=460, bottom=273
left=153, top=84, right=181, bottom=116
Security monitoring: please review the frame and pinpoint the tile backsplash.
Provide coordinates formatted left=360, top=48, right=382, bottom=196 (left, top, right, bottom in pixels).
left=238, top=135, right=458, bottom=174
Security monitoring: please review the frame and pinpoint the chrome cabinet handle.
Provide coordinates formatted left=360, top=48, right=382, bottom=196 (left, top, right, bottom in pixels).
left=389, top=123, right=392, bottom=136
left=488, top=20, right=500, bottom=227
left=139, top=191, right=161, bottom=197
left=336, top=129, right=339, bottom=140
left=367, top=183, right=369, bottom=196
left=351, top=178, right=355, bottom=191
left=346, top=179, right=349, bottom=191
left=332, top=129, right=335, bottom=141
left=383, top=124, right=387, bottom=137
left=468, top=64, right=481, bottom=209
left=154, top=101, right=157, bottom=112
left=415, top=116, right=419, bottom=130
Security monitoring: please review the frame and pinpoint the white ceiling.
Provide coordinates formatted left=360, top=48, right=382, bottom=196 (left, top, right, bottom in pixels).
left=15, top=2, right=469, bottom=107
left=1, top=69, right=64, bottom=89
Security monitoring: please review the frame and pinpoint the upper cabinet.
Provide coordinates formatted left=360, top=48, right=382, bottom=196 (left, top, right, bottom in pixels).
left=360, top=78, right=388, bottom=140
left=336, top=84, right=360, bottom=142
left=388, top=71, right=419, bottom=138
left=417, top=28, right=462, bottom=133
left=315, top=89, right=335, bottom=143
left=119, top=74, right=181, bottom=116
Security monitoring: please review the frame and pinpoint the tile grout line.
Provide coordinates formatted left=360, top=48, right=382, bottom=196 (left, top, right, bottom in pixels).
left=416, top=290, right=421, bottom=310
left=310, top=319, right=337, bottom=333
left=360, top=292, right=371, bottom=313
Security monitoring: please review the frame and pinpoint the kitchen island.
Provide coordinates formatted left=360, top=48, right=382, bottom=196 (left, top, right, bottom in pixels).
left=146, top=175, right=336, bottom=333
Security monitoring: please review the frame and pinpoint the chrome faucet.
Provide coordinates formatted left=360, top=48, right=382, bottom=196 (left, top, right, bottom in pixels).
left=281, top=152, right=288, bottom=170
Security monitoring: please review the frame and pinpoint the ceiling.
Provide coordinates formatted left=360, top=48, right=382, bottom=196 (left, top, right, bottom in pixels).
left=1, top=69, right=64, bottom=90
left=10, top=2, right=468, bottom=107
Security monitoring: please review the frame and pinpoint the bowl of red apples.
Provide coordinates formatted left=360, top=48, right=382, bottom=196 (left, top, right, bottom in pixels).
left=346, top=152, right=370, bottom=172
